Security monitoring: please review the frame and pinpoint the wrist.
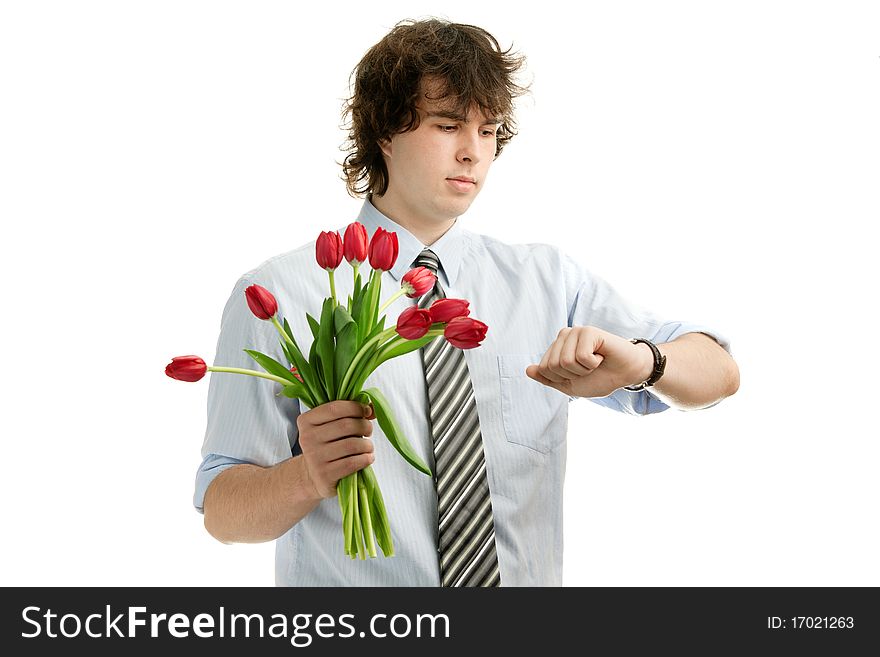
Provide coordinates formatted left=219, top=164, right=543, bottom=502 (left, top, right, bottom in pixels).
left=278, top=456, right=323, bottom=506
left=632, top=342, right=654, bottom=385
left=624, top=338, right=667, bottom=391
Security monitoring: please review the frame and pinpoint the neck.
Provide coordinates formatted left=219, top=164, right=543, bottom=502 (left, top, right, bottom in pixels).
left=370, top=194, right=455, bottom=246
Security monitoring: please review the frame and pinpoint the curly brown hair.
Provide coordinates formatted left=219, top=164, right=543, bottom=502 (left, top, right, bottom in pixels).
left=340, top=18, right=531, bottom=198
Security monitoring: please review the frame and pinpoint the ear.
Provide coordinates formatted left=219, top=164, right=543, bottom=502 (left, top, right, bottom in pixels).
left=378, top=137, right=392, bottom=158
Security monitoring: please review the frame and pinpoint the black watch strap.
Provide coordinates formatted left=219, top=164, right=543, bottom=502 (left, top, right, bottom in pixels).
left=623, top=338, right=667, bottom=391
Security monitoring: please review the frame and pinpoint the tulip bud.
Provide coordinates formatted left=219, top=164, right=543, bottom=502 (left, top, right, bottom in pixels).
left=395, top=306, right=433, bottom=340
left=245, top=284, right=278, bottom=320
left=428, top=298, right=470, bottom=323
left=316, top=231, right=344, bottom=271
left=290, top=365, right=303, bottom=383
left=165, top=355, right=207, bottom=382
left=443, top=316, right=488, bottom=349
left=401, top=267, right=437, bottom=298
left=368, top=227, right=399, bottom=271
left=343, top=222, right=368, bottom=265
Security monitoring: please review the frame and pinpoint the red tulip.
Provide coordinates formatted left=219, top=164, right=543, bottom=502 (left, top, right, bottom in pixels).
left=165, top=355, right=207, bottom=382
left=245, top=284, right=278, bottom=320
left=368, top=227, right=399, bottom=271
left=428, top=298, right=470, bottom=323
left=343, top=222, right=368, bottom=265
left=395, top=306, right=433, bottom=340
left=401, top=266, right=437, bottom=298
left=444, top=316, right=488, bottom=349
left=316, top=231, right=344, bottom=270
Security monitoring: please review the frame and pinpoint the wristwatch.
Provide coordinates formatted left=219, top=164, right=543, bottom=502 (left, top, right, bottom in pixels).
left=623, top=338, right=667, bottom=391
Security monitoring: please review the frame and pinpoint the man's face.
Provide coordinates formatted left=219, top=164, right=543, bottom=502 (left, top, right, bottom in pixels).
left=378, top=88, right=499, bottom=228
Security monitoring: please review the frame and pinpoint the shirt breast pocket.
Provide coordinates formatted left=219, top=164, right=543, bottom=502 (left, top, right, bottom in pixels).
left=497, top=353, right=569, bottom=454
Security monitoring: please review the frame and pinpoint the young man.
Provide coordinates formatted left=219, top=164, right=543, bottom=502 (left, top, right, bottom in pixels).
left=194, top=18, right=739, bottom=586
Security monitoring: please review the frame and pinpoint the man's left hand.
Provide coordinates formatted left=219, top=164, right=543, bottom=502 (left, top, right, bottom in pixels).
left=525, top=326, right=654, bottom=398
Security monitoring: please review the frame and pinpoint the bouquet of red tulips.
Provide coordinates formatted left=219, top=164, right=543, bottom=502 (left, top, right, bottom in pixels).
left=166, top=221, right=488, bottom=560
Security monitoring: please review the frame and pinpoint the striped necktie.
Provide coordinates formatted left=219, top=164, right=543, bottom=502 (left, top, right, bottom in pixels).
left=414, top=248, right=501, bottom=587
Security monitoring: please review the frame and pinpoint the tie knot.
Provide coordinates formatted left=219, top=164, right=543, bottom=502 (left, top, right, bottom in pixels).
left=413, top=248, right=440, bottom=275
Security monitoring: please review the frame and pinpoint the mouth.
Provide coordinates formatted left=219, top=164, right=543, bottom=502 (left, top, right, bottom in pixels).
left=447, top=177, right=476, bottom=184
left=447, top=178, right=476, bottom=192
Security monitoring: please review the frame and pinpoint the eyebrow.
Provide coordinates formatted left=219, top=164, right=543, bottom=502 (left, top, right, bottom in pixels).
left=425, top=110, right=500, bottom=125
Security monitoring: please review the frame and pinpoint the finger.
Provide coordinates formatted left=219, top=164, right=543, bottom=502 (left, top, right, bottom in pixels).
left=321, top=435, right=375, bottom=463
left=581, top=352, right=604, bottom=371
left=573, top=331, right=604, bottom=371
left=557, top=329, right=594, bottom=377
left=326, top=452, right=376, bottom=485
left=302, top=400, right=367, bottom=427
left=542, top=330, right=570, bottom=382
left=311, top=417, right=374, bottom=445
left=526, top=365, right=567, bottom=392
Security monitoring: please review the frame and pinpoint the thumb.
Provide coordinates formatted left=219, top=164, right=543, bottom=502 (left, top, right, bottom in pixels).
left=526, top=365, right=566, bottom=392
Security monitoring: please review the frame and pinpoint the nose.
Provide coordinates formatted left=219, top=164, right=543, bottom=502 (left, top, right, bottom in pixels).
left=456, top=129, right=481, bottom=165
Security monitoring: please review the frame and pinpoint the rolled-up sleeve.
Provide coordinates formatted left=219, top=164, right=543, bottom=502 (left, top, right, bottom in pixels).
left=562, top=252, right=731, bottom=415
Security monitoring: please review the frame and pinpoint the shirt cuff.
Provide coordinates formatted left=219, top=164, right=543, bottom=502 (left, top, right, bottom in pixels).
left=193, top=453, right=252, bottom=514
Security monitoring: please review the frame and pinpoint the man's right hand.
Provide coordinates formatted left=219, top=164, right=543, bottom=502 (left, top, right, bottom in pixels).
left=296, top=400, right=376, bottom=499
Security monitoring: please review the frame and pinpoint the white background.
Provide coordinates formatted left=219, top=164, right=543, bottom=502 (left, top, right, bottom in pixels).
left=2, top=1, right=878, bottom=587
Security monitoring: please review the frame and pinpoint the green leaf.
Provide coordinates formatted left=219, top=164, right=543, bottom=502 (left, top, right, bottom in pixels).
left=377, top=333, right=438, bottom=366
left=362, top=465, right=394, bottom=556
left=351, top=285, right=364, bottom=324
left=347, top=350, right=380, bottom=400
left=278, top=342, right=314, bottom=407
left=243, top=349, right=301, bottom=385
left=338, top=472, right=355, bottom=556
left=334, top=307, right=358, bottom=392
left=316, top=297, right=336, bottom=397
left=308, top=335, right=318, bottom=366
left=367, top=269, right=383, bottom=329
left=314, top=354, right=326, bottom=395
left=280, top=338, right=326, bottom=406
left=333, top=305, right=355, bottom=334
left=280, top=384, right=312, bottom=406
left=357, top=473, right=377, bottom=557
left=363, top=315, right=387, bottom=344
left=280, top=339, right=293, bottom=365
left=282, top=317, right=300, bottom=351
left=353, top=272, right=373, bottom=350
left=359, top=387, right=432, bottom=477
left=353, top=270, right=362, bottom=300
left=306, top=313, right=320, bottom=341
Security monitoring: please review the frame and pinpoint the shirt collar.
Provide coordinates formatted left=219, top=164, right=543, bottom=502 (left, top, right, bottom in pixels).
left=357, top=196, right=465, bottom=287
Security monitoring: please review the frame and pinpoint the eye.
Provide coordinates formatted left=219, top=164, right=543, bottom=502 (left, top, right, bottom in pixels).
left=439, top=125, right=458, bottom=132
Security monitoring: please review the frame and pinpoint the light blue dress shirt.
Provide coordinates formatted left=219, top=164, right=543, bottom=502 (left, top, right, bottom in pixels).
left=194, top=197, right=730, bottom=586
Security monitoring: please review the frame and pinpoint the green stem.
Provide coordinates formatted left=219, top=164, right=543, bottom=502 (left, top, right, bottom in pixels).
left=207, top=366, right=294, bottom=387
left=338, top=326, right=398, bottom=398
left=376, top=287, right=407, bottom=318
left=349, top=263, right=360, bottom=314
left=270, top=316, right=295, bottom=350
left=367, top=269, right=381, bottom=327
left=358, top=472, right=377, bottom=558
left=352, top=480, right=365, bottom=560
left=340, top=473, right=355, bottom=556
left=328, top=269, right=338, bottom=307
left=375, top=328, right=444, bottom=364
